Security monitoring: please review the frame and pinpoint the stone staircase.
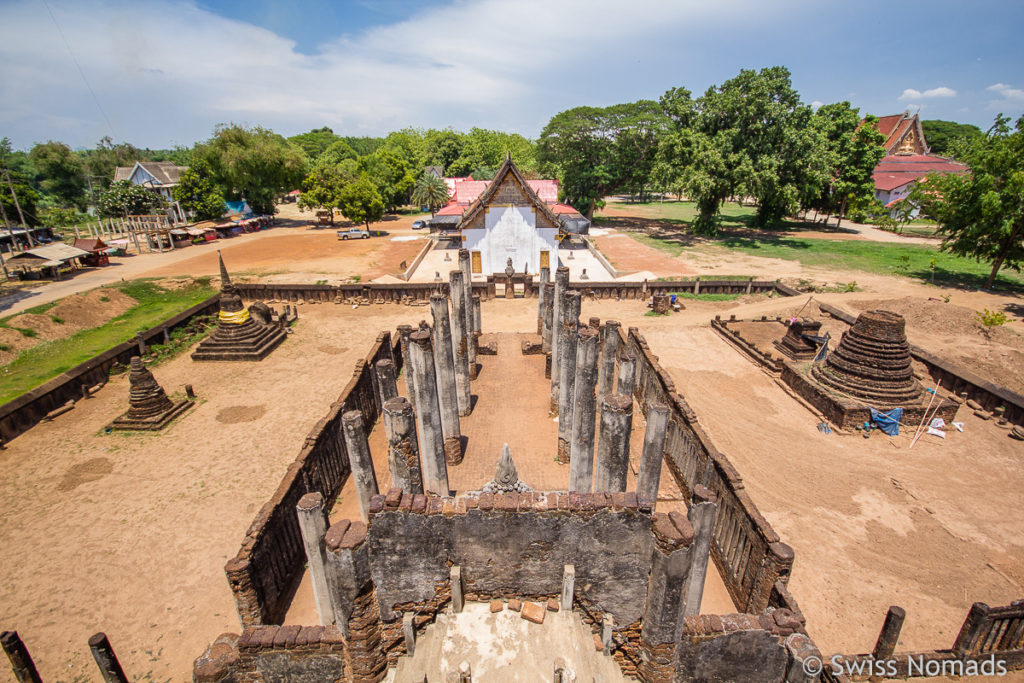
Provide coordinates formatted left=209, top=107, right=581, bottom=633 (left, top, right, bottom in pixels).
left=387, top=602, right=627, bottom=682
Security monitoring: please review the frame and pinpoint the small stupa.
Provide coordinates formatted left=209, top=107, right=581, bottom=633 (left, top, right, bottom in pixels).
left=191, top=253, right=287, bottom=361
left=109, top=357, right=193, bottom=430
left=482, top=444, right=532, bottom=493
left=811, top=310, right=920, bottom=404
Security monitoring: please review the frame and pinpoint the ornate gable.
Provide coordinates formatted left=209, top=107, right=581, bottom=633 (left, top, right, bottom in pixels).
left=459, top=156, right=561, bottom=231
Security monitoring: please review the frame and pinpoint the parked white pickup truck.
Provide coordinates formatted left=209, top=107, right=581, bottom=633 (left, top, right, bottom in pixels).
left=337, top=228, right=370, bottom=240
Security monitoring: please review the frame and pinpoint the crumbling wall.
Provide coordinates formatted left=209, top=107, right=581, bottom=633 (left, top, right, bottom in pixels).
left=225, top=332, right=398, bottom=627
left=362, top=490, right=654, bottom=626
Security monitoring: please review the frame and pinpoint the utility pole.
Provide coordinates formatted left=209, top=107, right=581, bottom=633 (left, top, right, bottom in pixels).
left=3, top=169, right=34, bottom=248
left=0, top=194, right=11, bottom=279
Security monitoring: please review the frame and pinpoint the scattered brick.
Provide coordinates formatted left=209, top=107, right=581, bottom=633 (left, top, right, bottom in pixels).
left=521, top=601, right=546, bottom=624
left=507, top=599, right=522, bottom=612
left=490, top=600, right=503, bottom=613
left=546, top=597, right=559, bottom=612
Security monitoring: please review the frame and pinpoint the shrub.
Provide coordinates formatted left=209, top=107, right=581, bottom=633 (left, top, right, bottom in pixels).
left=976, top=309, right=1008, bottom=327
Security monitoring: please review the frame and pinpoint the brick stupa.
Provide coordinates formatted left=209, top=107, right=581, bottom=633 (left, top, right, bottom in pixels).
left=191, top=253, right=287, bottom=362
left=109, top=357, right=193, bottom=430
left=811, top=310, right=920, bottom=404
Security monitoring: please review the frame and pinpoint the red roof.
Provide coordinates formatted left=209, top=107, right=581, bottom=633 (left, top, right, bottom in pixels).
left=435, top=202, right=465, bottom=216
left=551, top=203, right=580, bottom=214
left=452, top=180, right=488, bottom=204
left=526, top=179, right=558, bottom=203
left=873, top=154, right=967, bottom=192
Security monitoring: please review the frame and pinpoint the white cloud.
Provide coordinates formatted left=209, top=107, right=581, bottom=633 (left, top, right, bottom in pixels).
left=810, top=100, right=823, bottom=109
left=898, top=86, right=957, bottom=101
left=987, top=83, right=1024, bottom=100
left=0, top=0, right=799, bottom=148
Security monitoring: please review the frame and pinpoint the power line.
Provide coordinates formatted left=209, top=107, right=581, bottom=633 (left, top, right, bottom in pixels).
left=40, top=0, right=117, bottom=140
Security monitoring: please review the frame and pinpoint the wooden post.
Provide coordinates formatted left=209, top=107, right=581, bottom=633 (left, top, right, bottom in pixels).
left=88, top=632, right=128, bottom=683
left=1, top=631, right=42, bottom=683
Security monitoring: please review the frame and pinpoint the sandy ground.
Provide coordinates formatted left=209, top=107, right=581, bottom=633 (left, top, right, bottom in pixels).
left=2, top=208, right=1024, bottom=681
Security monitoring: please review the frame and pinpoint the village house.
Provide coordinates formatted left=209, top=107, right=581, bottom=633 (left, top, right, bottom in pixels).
left=112, top=161, right=189, bottom=223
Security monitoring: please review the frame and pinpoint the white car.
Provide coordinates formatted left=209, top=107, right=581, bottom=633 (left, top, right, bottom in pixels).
left=337, top=228, right=370, bottom=240
left=411, top=220, right=427, bottom=230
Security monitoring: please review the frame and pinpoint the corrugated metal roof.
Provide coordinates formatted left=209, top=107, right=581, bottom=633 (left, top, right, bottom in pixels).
left=8, top=243, right=90, bottom=263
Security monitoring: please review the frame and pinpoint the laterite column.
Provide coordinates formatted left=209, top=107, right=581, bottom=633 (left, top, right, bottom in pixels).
left=549, top=266, right=570, bottom=410
left=408, top=331, right=450, bottom=495
left=595, top=394, right=633, bottom=492
left=597, top=320, right=621, bottom=406
left=568, top=328, right=600, bottom=491
left=429, top=294, right=463, bottom=464
left=342, top=411, right=379, bottom=523
left=383, top=397, right=423, bottom=494
left=448, top=272, right=472, bottom=416
left=556, top=290, right=582, bottom=461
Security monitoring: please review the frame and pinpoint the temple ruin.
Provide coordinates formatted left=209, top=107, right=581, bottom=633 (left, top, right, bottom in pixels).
left=191, top=253, right=288, bottom=361
left=108, top=356, right=192, bottom=430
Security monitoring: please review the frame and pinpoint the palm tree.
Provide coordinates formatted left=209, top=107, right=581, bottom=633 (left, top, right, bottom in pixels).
left=410, top=174, right=451, bottom=217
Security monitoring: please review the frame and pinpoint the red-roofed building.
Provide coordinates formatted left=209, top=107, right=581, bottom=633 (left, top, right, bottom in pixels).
left=864, top=112, right=968, bottom=214
left=428, top=157, right=588, bottom=275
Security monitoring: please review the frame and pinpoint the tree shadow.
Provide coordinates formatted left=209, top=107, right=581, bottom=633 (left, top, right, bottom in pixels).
left=1003, top=303, right=1024, bottom=321
left=905, top=267, right=1024, bottom=294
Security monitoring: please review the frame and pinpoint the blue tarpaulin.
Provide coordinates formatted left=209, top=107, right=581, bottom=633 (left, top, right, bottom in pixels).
left=869, top=407, right=904, bottom=436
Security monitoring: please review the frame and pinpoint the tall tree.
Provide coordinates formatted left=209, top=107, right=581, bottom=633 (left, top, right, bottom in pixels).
left=813, top=103, right=886, bottom=227
left=424, top=129, right=465, bottom=174
left=29, top=141, right=86, bottom=208
left=172, top=161, right=225, bottom=221
left=337, top=177, right=385, bottom=229
left=297, top=160, right=358, bottom=221
left=193, top=124, right=308, bottom=215
left=925, top=114, right=1024, bottom=289
left=921, top=120, right=984, bottom=157
left=287, top=127, right=341, bottom=160
left=79, top=137, right=146, bottom=193
left=410, top=174, right=451, bottom=216
left=359, top=148, right=415, bottom=212
left=97, top=180, right=160, bottom=217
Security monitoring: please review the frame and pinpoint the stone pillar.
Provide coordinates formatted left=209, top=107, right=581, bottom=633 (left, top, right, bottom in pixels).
left=549, top=266, right=570, bottom=410
left=568, top=328, right=600, bottom=491
left=451, top=566, right=464, bottom=613
left=537, top=266, right=550, bottom=335
left=374, top=359, right=398, bottom=408
left=88, top=633, right=128, bottom=683
left=682, top=485, right=718, bottom=616
left=556, top=290, right=582, bottom=461
left=408, top=331, right=450, bottom=495
left=597, top=320, right=621, bottom=406
left=397, top=324, right=416, bottom=410
left=1, top=631, right=42, bottom=683
left=871, top=606, right=906, bottom=662
left=459, top=250, right=477, bottom=366
left=595, top=394, right=633, bottom=492
left=639, top=512, right=694, bottom=680
left=784, top=633, right=824, bottom=683
left=448, top=272, right=472, bottom=416
left=561, top=565, right=575, bottom=610
left=746, top=541, right=795, bottom=613
left=617, top=354, right=637, bottom=399
left=342, top=411, right=379, bottom=523
left=636, top=402, right=668, bottom=506
left=383, top=397, right=423, bottom=494
left=296, top=492, right=335, bottom=626
left=429, top=295, right=464, bottom=465
left=541, top=282, right=555, bottom=353
left=403, top=613, right=416, bottom=655
left=471, top=295, right=482, bottom=375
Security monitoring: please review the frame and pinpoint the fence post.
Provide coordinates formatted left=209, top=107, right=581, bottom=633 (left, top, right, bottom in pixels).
left=952, top=602, right=991, bottom=655
left=1, top=631, right=42, bottom=683
left=88, top=632, right=129, bottom=683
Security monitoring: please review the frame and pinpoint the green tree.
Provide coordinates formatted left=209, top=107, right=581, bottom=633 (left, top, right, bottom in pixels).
left=29, top=141, right=86, bottom=208
left=297, top=161, right=357, bottom=221
left=172, top=161, right=225, bottom=221
left=79, top=137, right=146, bottom=194
left=287, top=127, right=341, bottom=160
left=0, top=138, right=41, bottom=226
left=450, top=128, right=538, bottom=178
left=813, top=103, right=886, bottom=227
left=926, top=114, right=1024, bottom=289
left=359, top=148, right=415, bottom=212
left=97, top=180, right=160, bottom=217
left=337, top=177, right=384, bottom=229
left=410, top=174, right=451, bottom=216
left=921, top=119, right=984, bottom=157
left=319, top=140, right=359, bottom=166
left=424, top=129, right=465, bottom=174
left=192, top=124, right=308, bottom=214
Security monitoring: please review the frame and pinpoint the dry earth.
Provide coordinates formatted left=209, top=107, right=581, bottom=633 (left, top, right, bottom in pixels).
left=1, top=209, right=1023, bottom=682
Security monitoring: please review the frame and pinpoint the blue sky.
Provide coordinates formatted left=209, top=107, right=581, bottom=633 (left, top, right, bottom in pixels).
left=1, top=0, right=1022, bottom=150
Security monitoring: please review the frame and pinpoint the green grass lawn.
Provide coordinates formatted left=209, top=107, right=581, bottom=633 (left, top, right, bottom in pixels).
left=599, top=199, right=1024, bottom=292
left=0, top=278, right=216, bottom=405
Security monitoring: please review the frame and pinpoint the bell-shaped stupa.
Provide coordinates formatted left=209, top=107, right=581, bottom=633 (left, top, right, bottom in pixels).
left=110, top=357, right=193, bottom=430
left=191, top=252, right=287, bottom=361
left=811, top=310, right=920, bottom=404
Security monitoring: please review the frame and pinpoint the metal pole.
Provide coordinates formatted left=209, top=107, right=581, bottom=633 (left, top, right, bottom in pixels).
left=4, top=169, right=34, bottom=247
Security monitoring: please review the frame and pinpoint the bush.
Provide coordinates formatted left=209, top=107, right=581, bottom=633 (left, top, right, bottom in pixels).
left=976, top=309, right=1008, bottom=327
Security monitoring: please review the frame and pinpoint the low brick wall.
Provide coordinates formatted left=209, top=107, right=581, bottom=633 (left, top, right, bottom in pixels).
left=225, top=332, right=398, bottom=628
left=193, top=627, right=348, bottom=683
left=0, top=294, right=220, bottom=442
left=624, top=327, right=797, bottom=616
